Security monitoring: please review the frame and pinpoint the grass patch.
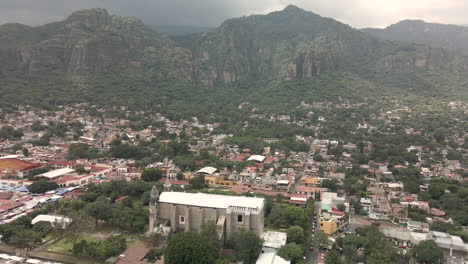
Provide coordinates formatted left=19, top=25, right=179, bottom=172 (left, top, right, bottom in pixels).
left=47, top=236, right=102, bottom=255
left=42, top=234, right=55, bottom=243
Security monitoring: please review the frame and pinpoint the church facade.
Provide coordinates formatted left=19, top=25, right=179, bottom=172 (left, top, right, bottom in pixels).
left=149, top=187, right=265, bottom=242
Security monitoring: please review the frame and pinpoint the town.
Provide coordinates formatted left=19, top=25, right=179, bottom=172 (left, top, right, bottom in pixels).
left=0, top=100, right=466, bottom=264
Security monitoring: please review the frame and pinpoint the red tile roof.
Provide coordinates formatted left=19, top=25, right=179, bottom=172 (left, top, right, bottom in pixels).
left=159, top=178, right=189, bottom=185
left=296, top=185, right=323, bottom=193
left=0, top=199, right=23, bottom=212
left=0, top=159, right=41, bottom=171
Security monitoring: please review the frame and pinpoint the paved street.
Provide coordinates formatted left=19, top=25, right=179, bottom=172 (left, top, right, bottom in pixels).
left=305, top=201, right=321, bottom=263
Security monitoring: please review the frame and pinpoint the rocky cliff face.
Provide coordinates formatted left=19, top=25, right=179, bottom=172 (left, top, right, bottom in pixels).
left=0, top=5, right=467, bottom=104
left=0, top=9, right=194, bottom=80
left=183, top=5, right=467, bottom=87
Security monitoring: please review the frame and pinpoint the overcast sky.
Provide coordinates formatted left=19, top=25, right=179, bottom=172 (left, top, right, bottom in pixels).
left=0, top=0, right=467, bottom=29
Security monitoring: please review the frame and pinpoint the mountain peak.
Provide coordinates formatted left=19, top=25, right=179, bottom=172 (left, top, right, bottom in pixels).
left=283, top=5, right=303, bottom=12
left=65, top=8, right=112, bottom=29
left=279, top=5, right=323, bottom=19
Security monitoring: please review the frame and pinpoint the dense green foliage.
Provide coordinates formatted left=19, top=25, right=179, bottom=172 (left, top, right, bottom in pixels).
left=165, top=232, right=218, bottom=264
left=73, top=235, right=127, bottom=260
left=325, top=226, right=409, bottom=264
left=286, top=226, right=306, bottom=244
left=68, top=143, right=99, bottom=160
left=0, top=209, right=52, bottom=247
left=229, top=229, right=263, bottom=264
left=411, top=240, right=443, bottom=264
left=27, top=180, right=59, bottom=193
left=268, top=204, right=308, bottom=229
left=419, top=179, right=468, bottom=225
left=141, top=168, right=163, bottom=182
left=327, top=226, right=408, bottom=264
left=0, top=125, right=23, bottom=140
left=362, top=20, right=468, bottom=56
left=277, top=243, right=305, bottom=264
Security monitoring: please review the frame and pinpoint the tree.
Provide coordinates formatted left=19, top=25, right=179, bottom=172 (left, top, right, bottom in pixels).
left=313, top=154, right=324, bottom=162
left=141, top=168, right=163, bottom=182
left=31, top=134, right=50, bottom=146
left=31, top=121, right=45, bottom=131
left=201, top=220, right=220, bottom=251
left=277, top=243, right=304, bottom=264
left=321, top=179, right=338, bottom=192
left=0, top=125, right=23, bottom=140
left=189, top=175, right=206, bottom=190
left=404, top=180, right=421, bottom=194
left=411, top=240, right=443, bottom=264
left=146, top=248, right=164, bottom=262
left=10, top=230, right=39, bottom=247
left=68, top=143, right=90, bottom=159
left=22, top=147, right=29, bottom=157
left=325, top=249, right=343, bottom=264
left=430, top=220, right=460, bottom=233
left=74, top=235, right=126, bottom=260
left=286, top=226, right=305, bottom=244
left=429, top=184, right=445, bottom=199
left=165, top=232, right=217, bottom=264
left=176, top=172, right=185, bottom=180
left=27, top=180, right=59, bottom=194
left=76, top=164, right=87, bottom=174
left=367, top=250, right=394, bottom=264
left=109, top=205, right=148, bottom=232
left=433, top=128, right=448, bottom=143
left=446, top=150, right=461, bottom=161
left=337, top=203, right=346, bottom=212
left=66, top=211, right=92, bottom=253
left=85, top=197, right=113, bottom=226
left=312, top=230, right=329, bottom=249
left=230, top=229, right=263, bottom=264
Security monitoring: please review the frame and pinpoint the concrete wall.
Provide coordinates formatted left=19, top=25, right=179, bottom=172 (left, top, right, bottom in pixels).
left=155, top=202, right=264, bottom=240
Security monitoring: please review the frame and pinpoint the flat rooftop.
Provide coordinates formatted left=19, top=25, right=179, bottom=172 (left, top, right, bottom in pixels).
left=38, top=168, right=75, bottom=179
left=159, top=192, right=264, bottom=211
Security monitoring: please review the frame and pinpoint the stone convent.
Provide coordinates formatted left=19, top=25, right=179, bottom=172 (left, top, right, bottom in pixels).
left=149, top=187, right=265, bottom=243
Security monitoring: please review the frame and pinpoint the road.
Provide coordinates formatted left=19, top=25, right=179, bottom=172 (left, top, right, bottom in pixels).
left=305, top=200, right=321, bottom=264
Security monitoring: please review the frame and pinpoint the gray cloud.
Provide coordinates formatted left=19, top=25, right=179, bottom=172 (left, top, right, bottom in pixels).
left=0, top=0, right=467, bottom=29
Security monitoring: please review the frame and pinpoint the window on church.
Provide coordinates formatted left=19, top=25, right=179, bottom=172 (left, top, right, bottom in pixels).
left=179, top=216, right=185, bottom=224
left=237, top=215, right=243, bottom=223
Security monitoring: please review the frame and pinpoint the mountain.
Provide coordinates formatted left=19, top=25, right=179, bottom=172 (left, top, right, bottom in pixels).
left=0, top=9, right=197, bottom=109
left=0, top=6, right=467, bottom=117
left=362, top=20, right=468, bottom=56
left=0, top=9, right=192, bottom=76
left=149, top=25, right=212, bottom=36
left=183, top=5, right=468, bottom=97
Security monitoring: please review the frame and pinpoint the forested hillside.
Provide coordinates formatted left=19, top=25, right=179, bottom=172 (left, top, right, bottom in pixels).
left=0, top=6, right=467, bottom=118
left=362, top=20, right=468, bottom=56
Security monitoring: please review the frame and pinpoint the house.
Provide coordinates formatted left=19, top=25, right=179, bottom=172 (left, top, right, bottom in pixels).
left=31, top=214, right=72, bottom=229
left=319, top=211, right=347, bottom=235
left=261, top=231, right=287, bottom=252
left=296, top=185, right=323, bottom=196
left=360, top=198, right=372, bottom=214
left=247, top=155, right=266, bottom=163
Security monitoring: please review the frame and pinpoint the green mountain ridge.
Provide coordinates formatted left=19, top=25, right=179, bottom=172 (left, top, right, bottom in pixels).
left=0, top=6, right=467, bottom=117
left=361, top=19, right=468, bottom=56
left=149, top=25, right=213, bottom=36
